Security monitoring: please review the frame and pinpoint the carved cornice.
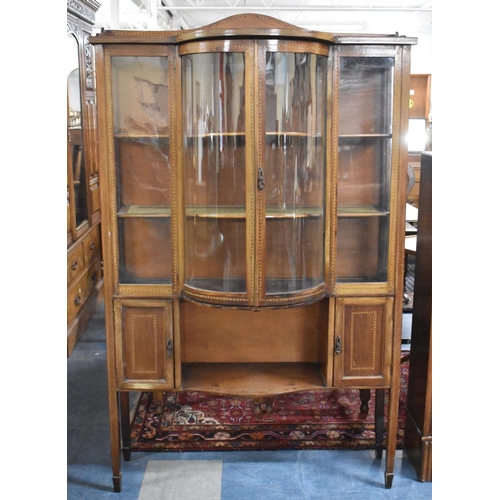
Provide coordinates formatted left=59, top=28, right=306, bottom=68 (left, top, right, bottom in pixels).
left=67, top=0, right=100, bottom=24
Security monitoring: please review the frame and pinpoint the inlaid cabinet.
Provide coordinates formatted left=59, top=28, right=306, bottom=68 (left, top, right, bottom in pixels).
left=91, top=14, right=416, bottom=492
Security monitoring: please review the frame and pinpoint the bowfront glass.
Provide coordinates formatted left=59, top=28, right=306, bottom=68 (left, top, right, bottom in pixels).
left=182, top=52, right=247, bottom=293
left=264, top=51, right=327, bottom=294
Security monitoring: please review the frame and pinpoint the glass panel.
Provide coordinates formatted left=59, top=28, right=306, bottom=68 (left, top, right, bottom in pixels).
left=182, top=52, right=247, bottom=293
left=111, top=56, right=172, bottom=284
left=67, top=33, right=88, bottom=228
left=264, top=52, right=327, bottom=294
left=336, top=57, right=394, bottom=283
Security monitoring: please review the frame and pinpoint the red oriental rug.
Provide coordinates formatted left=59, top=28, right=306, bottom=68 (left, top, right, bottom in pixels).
left=130, top=363, right=408, bottom=452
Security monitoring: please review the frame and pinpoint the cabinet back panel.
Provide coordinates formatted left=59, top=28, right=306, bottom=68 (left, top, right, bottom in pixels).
left=337, top=139, right=390, bottom=209
left=183, top=138, right=246, bottom=207
left=335, top=216, right=388, bottom=282
left=180, top=299, right=328, bottom=363
left=118, top=218, right=172, bottom=283
left=265, top=217, right=324, bottom=283
left=116, top=138, right=171, bottom=207
left=184, top=217, right=247, bottom=285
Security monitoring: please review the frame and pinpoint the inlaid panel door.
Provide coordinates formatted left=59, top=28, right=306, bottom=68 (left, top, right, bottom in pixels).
left=333, top=296, right=393, bottom=387
left=114, top=299, right=174, bottom=390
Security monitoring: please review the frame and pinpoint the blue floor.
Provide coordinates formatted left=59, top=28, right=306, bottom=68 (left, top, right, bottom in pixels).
left=68, top=306, right=432, bottom=499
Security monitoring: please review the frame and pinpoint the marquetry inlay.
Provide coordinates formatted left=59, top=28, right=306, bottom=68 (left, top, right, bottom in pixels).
left=130, top=314, right=158, bottom=374
left=349, top=310, right=377, bottom=371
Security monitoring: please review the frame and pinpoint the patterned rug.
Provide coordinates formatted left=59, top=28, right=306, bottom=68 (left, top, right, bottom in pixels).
left=130, top=363, right=408, bottom=452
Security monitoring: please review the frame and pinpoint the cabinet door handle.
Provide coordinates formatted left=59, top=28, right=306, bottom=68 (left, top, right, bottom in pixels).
left=71, top=260, right=79, bottom=271
left=89, top=241, right=96, bottom=251
left=166, top=339, right=173, bottom=357
left=257, top=167, right=265, bottom=191
left=74, top=295, right=82, bottom=306
left=335, top=335, right=342, bottom=354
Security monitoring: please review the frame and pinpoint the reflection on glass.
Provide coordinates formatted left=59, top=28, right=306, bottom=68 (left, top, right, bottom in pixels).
left=182, top=53, right=247, bottom=293
left=67, top=33, right=88, bottom=228
left=407, top=118, right=427, bottom=152
left=264, top=52, right=327, bottom=294
left=336, top=57, right=394, bottom=283
left=112, top=56, right=172, bottom=284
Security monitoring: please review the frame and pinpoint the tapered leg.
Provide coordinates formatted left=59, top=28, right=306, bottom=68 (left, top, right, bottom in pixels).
left=109, top=391, right=122, bottom=492
left=375, top=389, right=384, bottom=459
left=384, top=386, right=400, bottom=489
left=120, top=392, right=131, bottom=461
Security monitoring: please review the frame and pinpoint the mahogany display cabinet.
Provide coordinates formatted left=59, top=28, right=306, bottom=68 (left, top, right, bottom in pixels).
left=67, top=0, right=103, bottom=355
left=91, top=14, right=416, bottom=492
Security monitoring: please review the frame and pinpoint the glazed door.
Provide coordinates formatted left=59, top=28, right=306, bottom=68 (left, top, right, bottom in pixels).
left=257, top=41, right=329, bottom=306
left=181, top=41, right=254, bottom=305
left=333, top=47, right=402, bottom=294
left=180, top=40, right=329, bottom=306
left=106, top=46, right=176, bottom=295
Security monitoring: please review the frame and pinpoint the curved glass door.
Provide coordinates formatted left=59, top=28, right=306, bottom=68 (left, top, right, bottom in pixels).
left=182, top=50, right=248, bottom=296
left=336, top=55, right=395, bottom=284
left=262, top=48, right=328, bottom=299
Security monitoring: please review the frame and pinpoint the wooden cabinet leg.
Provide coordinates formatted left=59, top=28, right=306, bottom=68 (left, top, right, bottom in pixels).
left=375, top=388, right=384, bottom=459
left=359, top=389, right=370, bottom=414
left=153, top=390, right=164, bottom=416
left=253, top=397, right=273, bottom=414
left=109, top=391, right=122, bottom=493
left=384, top=385, right=399, bottom=489
left=112, top=473, right=122, bottom=493
left=120, top=392, right=131, bottom=461
left=385, top=472, right=394, bottom=489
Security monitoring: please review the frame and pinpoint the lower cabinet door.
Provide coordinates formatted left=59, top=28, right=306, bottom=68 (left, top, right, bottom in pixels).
left=114, top=299, right=174, bottom=390
left=333, top=297, right=393, bottom=387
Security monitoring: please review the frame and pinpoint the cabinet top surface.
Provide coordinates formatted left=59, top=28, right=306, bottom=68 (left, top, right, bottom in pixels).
left=90, top=13, right=417, bottom=46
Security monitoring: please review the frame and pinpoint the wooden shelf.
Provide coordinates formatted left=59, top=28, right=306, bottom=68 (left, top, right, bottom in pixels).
left=115, top=133, right=170, bottom=140
left=337, top=205, right=389, bottom=217
left=185, top=206, right=323, bottom=218
left=338, top=133, right=392, bottom=140
left=181, top=362, right=326, bottom=396
left=118, top=206, right=171, bottom=217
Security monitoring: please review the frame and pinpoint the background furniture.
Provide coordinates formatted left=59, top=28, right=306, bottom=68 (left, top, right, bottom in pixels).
left=407, top=74, right=431, bottom=207
left=404, top=151, right=432, bottom=481
left=91, top=15, right=416, bottom=491
left=67, top=0, right=103, bottom=355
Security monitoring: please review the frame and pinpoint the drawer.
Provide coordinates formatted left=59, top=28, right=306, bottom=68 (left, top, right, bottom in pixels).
left=83, top=225, right=101, bottom=264
left=67, top=259, right=101, bottom=324
left=67, top=243, right=84, bottom=285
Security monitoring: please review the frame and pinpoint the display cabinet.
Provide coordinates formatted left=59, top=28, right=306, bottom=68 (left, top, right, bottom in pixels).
left=67, top=0, right=103, bottom=355
left=91, top=14, right=416, bottom=492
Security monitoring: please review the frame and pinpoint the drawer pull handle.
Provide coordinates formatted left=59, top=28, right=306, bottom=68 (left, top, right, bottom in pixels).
left=89, top=242, right=96, bottom=251
left=74, top=295, right=82, bottom=306
left=335, top=335, right=342, bottom=355
left=71, top=261, right=79, bottom=271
